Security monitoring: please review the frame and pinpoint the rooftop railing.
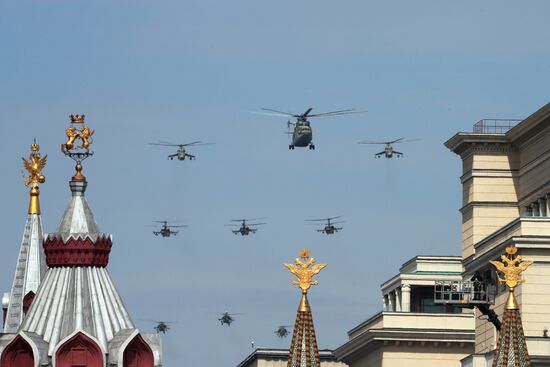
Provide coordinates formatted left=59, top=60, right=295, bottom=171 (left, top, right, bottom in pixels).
left=473, top=119, right=522, bottom=134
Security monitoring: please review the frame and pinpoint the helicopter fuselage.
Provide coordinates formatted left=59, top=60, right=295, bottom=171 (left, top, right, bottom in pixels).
left=290, top=122, right=314, bottom=149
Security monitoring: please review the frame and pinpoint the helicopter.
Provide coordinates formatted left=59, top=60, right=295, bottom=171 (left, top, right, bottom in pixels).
left=260, top=107, right=364, bottom=150
left=358, top=138, right=421, bottom=158
left=305, top=216, right=344, bottom=235
left=274, top=325, right=293, bottom=338
left=225, top=218, right=266, bottom=236
left=144, top=320, right=176, bottom=334
left=218, top=312, right=243, bottom=326
left=152, top=221, right=187, bottom=237
left=149, top=141, right=213, bottom=160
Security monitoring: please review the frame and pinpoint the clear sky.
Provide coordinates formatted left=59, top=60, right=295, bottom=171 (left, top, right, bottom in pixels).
left=1, top=1, right=550, bottom=366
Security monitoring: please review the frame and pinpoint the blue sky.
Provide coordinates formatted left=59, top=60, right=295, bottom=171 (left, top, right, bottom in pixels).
left=1, top=1, right=550, bottom=366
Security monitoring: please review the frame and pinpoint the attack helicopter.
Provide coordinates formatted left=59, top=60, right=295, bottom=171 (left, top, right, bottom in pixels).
left=149, top=141, right=213, bottom=160
left=274, top=325, right=293, bottom=338
left=218, top=312, right=243, bottom=326
left=358, top=138, right=421, bottom=158
left=225, top=218, right=266, bottom=236
left=260, top=107, right=364, bottom=150
left=143, top=320, right=176, bottom=334
left=305, top=216, right=344, bottom=235
left=152, top=221, right=187, bottom=237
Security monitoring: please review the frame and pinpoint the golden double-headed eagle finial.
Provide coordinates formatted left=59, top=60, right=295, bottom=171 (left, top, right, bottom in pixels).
left=22, top=140, right=47, bottom=214
left=490, top=246, right=533, bottom=310
left=285, top=248, right=327, bottom=294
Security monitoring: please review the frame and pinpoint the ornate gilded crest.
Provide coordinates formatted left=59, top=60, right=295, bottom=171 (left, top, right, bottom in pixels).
left=285, top=248, right=327, bottom=294
left=490, top=246, right=533, bottom=290
left=61, top=114, right=94, bottom=154
left=22, top=140, right=47, bottom=214
left=61, top=114, right=95, bottom=181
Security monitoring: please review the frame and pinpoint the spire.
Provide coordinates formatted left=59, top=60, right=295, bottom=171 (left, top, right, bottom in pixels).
left=3, top=142, right=48, bottom=333
left=45, top=114, right=110, bottom=265
left=21, top=115, right=134, bottom=354
left=490, top=246, right=533, bottom=367
left=284, top=249, right=326, bottom=367
left=23, top=139, right=47, bottom=214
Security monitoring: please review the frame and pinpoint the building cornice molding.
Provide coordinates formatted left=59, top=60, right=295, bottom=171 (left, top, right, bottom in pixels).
left=336, top=327, right=474, bottom=363
left=445, top=134, right=514, bottom=157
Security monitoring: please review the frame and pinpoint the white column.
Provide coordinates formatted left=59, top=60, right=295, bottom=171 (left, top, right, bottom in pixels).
left=395, top=288, right=402, bottom=312
left=546, top=195, right=550, bottom=217
left=387, top=292, right=394, bottom=312
left=401, top=284, right=411, bottom=312
left=531, top=203, right=539, bottom=217
left=383, top=294, right=389, bottom=311
left=539, top=199, right=546, bottom=217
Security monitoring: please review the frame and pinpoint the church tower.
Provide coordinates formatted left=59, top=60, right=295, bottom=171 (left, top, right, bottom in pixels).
left=0, top=116, right=162, bottom=367
left=490, top=246, right=532, bottom=367
left=3, top=141, right=48, bottom=333
left=285, top=249, right=326, bottom=367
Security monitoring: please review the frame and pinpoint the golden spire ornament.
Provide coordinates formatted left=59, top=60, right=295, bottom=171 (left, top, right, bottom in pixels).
left=22, top=140, right=47, bottom=214
left=285, top=249, right=326, bottom=367
left=490, top=246, right=533, bottom=310
left=285, top=248, right=326, bottom=311
left=61, top=114, right=94, bottom=181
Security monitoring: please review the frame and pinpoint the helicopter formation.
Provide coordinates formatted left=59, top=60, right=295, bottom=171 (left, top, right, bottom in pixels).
left=148, top=107, right=419, bottom=156
left=150, top=216, right=348, bottom=236
left=144, top=106, right=420, bottom=339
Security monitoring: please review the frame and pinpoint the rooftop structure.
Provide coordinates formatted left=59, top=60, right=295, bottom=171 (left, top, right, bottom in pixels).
left=285, top=249, right=326, bottom=367
left=237, top=348, right=344, bottom=367
left=3, top=142, right=48, bottom=333
left=0, top=116, right=162, bottom=367
left=445, top=103, right=550, bottom=367
left=335, top=255, right=474, bottom=367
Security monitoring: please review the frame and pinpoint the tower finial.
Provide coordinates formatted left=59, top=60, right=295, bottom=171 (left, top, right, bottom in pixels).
left=61, top=114, right=95, bottom=182
left=22, top=140, right=47, bottom=214
left=285, top=248, right=326, bottom=313
left=490, top=246, right=533, bottom=309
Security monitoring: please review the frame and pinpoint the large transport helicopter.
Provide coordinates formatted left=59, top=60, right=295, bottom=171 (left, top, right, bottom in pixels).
left=225, top=218, right=266, bottom=236
left=149, top=141, right=213, bottom=160
left=305, top=216, right=344, bottom=234
left=260, top=107, right=364, bottom=150
left=151, top=221, right=187, bottom=237
left=358, top=138, right=421, bottom=158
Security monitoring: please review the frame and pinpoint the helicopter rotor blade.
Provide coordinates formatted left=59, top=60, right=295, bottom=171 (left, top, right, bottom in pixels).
left=358, top=140, right=387, bottom=145
left=149, top=142, right=180, bottom=147
left=394, top=138, right=422, bottom=144
left=389, top=138, right=405, bottom=144
left=260, top=108, right=299, bottom=117
left=308, top=109, right=366, bottom=118
left=248, top=222, right=267, bottom=226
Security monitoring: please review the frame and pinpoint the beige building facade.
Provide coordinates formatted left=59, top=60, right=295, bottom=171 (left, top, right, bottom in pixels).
left=335, top=256, right=475, bottom=367
left=445, top=104, right=550, bottom=367
left=237, top=349, right=346, bottom=367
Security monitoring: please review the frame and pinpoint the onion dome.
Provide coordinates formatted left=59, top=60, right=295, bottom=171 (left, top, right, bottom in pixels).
left=3, top=142, right=48, bottom=333
left=284, top=249, right=327, bottom=367
left=490, top=246, right=533, bottom=367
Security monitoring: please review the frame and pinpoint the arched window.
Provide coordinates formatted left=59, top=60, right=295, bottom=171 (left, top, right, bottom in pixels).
left=0, top=335, right=34, bottom=367
left=56, top=332, right=102, bottom=367
left=123, top=334, right=154, bottom=367
left=23, top=291, right=35, bottom=316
